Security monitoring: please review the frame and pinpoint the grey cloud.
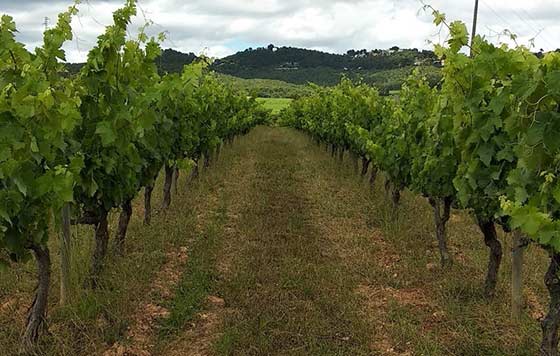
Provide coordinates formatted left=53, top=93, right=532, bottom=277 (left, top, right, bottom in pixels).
left=1, top=0, right=558, bottom=62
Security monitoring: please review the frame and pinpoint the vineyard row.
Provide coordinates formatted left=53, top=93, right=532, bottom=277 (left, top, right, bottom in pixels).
left=281, top=12, right=560, bottom=355
left=0, top=0, right=268, bottom=351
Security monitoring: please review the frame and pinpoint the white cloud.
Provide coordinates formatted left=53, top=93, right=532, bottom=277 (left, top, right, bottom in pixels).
left=0, top=0, right=558, bottom=62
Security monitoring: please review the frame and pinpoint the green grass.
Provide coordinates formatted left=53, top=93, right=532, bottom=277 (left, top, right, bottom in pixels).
left=213, top=128, right=372, bottom=355
left=257, top=97, right=293, bottom=114
left=157, top=213, right=223, bottom=338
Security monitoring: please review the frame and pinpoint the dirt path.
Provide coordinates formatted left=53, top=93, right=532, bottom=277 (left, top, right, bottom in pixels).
left=157, top=127, right=394, bottom=355
left=148, top=126, right=432, bottom=356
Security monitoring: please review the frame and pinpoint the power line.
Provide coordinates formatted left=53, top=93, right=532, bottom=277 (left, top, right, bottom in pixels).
left=511, top=7, right=556, bottom=50
left=480, top=0, right=520, bottom=34
left=518, top=7, right=557, bottom=46
left=509, top=11, right=554, bottom=49
left=479, top=1, right=556, bottom=50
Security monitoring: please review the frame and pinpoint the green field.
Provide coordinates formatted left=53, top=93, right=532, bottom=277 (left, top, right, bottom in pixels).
left=257, top=97, right=293, bottom=114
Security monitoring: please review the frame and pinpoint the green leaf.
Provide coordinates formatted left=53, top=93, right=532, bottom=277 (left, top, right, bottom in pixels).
left=35, top=174, right=53, bottom=197
left=489, top=94, right=507, bottom=115
left=433, top=11, right=446, bottom=26
left=477, top=143, right=494, bottom=167
left=514, top=187, right=528, bottom=203
left=521, top=210, right=548, bottom=236
left=38, top=89, right=55, bottom=109
left=496, top=148, right=514, bottom=162
left=13, top=177, right=27, bottom=196
left=1, top=15, right=17, bottom=32
left=30, top=137, right=39, bottom=153
left=14, top=97, right=36, bottom=119
left=550, top=236, right=560, bottom=252
left=546, top=71, right=560, bottom=96
left=448, top=21, right=469, bottom=53
left=69, top=155, right=85, bottom=175
left=0, top=206, right=12, bottom=225
left=55, top=173, right=74, bottom=202
left=87, top=178, right=98, bottom=198
left=95, top=122, right=117, bottom=146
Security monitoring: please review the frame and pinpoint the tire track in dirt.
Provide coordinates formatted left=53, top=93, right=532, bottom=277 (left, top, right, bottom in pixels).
left=296, top=135, right=436, bottom=355
left=102, top=137, right=255, bottom=356
left=158, top=134, right=259, bottom=356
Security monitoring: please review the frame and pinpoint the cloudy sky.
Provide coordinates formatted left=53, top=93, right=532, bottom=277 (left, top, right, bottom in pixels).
left=1, top=0, right=559, bottom=62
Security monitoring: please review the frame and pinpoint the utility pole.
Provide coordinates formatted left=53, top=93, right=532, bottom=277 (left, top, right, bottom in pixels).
left=470, top=0, right=479, bottom=56
left=43, top=17, right=49, bottom=31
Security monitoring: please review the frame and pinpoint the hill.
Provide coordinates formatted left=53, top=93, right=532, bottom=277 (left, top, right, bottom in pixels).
left=213, top=45, right=441, bottom=90
left=66, top=46, right=442, bottom=94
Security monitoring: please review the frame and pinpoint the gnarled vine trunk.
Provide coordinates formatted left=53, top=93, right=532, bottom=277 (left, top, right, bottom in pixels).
left=330, top=144, right=336, bottom=158
left=361, top=157, right=370, bottom=177
left=21, top=244, right=51, bottom=353
left=162, top=164, right=174, bottom=209
left=384, top=180, right=401, bottom=216
left=384, top=179, right=391, bottom=198
left=477, top=218, right=502, bottom=298
left=428, top=197, right=453, bottom=267
left=116, top=199, right=133, bottom=255
left=186, top=165, right=197, bottom=186
left=90, top=209, right=109, bottom=289
left=541, top=251, right=560, bottom=356
left=173, top=167, right=180, bottom=195
left=144, top=184, right=154, bottom=225
left=391, top=187, right=401, bottom=210
left=204, top=150, right=211, bottom=168
left=192, top=157, right=200, bottom=180
left=216, top=143, right=222, bottom=161
left=369, top=166, right=378, bottom=188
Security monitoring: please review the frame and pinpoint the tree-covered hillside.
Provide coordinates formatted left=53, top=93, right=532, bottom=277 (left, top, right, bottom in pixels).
left=66, top=45, right=442, bottom=93
left=215, top=45, right=438, bottom=71
left=213, top=45, right=441, bottom=87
